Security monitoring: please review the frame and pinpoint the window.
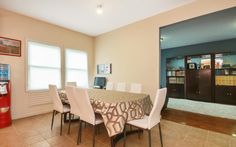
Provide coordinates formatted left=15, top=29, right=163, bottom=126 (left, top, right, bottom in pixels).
left=27, top=41, right=61, bottom=90
left=65, top=49, right=88, bottom=88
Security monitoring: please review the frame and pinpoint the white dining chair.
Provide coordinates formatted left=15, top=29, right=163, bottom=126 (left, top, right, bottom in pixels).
left=124, top=88, right=167, bottom=147
left=65, top=86, right=79, bottom=134
left=49, top=85, right=70, bottom=136
left=129, top=83, right=142, bottom=93
left=116, top=82, right=126, bottom=92
left=67, top=86, right=103, bottom=146
left=106, top=82, right=114, bottom=90
left=66, top=82, right=77, bottom=87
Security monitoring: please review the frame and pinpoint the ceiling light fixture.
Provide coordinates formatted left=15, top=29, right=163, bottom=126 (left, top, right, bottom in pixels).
left=96, top=4, right=103, bottom=15
left=232, top=133, right=236, bottom=137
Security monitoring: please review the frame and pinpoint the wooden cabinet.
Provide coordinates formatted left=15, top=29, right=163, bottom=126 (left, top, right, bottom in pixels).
left=215, top=86, right=236, bottom=105
left=186, top=69, right=212, bottom=102
left=214, top=53, right=236, bottom=105
left=165, top=53, right=236, bottom=105
left=185, top=54, right=212, bottom=102
left=166, top=57, right=185, bottom=99
left=167, top=84, right=185, bottom=98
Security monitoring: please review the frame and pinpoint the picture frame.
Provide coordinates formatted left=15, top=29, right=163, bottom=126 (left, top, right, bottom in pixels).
left=0, top=36, right=21, bottom=57
left=188, top=63, right=196, bottom=69
left=97, top=64, right=112, bottom=74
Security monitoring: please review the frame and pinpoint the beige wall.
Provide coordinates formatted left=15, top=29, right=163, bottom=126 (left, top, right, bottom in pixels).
left=1, top=0, right=236, bottom=119
left=0, top=9, right=94, bottom=119
left=95, top=0, right=236, bottom=101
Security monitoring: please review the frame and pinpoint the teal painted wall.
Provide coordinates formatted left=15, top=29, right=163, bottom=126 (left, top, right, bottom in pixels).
left=161, top=38, right=236, bottom=87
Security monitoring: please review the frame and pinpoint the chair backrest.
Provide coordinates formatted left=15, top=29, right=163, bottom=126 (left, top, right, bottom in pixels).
left=116, top=82, right=126, bottom=92
left=65, top=86, right=79, bottom=115
left=73, top=87, right=96, bottom=125
left=130, top=83, right=142, bottom=93
left=106, top=82, right=113, bottom=90
left=49, top=85, right=63, bottom=113
left=66, top=82, right=77, bottom=87
left=148, top=88, right=167, bottom=129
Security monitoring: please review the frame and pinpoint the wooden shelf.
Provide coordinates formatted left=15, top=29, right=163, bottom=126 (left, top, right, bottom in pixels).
left=215, top=75, right=236, bottom=76
left=167, top=69, right=185, bottom=71
left=167, top=76, right=185, bottom=77
left=215, top=68, right=236, bottom=70
left=186, top=69, right=211, bottom=71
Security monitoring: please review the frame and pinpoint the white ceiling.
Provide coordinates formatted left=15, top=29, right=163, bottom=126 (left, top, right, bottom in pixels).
left=161, top=7, right=236, bottom=49
left=0, top=0, right=194, bottom=36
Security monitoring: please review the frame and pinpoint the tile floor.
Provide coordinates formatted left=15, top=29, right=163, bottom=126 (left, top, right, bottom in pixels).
left=0, top=113, right=236, bottom=147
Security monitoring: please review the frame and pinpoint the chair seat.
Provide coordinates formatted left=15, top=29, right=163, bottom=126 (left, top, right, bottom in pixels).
left=127, top=115, right=149, bottom=129
left=63, top=104, right=70, bottom=113
left=95, top=113, right=103, bottom=125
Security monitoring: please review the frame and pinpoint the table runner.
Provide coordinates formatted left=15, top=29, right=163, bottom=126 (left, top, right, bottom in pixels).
left=59, top=89, right=152, bottom=137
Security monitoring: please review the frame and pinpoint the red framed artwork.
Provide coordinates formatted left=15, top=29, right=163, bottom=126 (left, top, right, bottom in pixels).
left=0, top=36, right=21, bottom=57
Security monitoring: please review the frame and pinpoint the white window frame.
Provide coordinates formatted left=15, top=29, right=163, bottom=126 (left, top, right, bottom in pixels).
left=65, top=48, right=89, bottom=88
left=26, top=40, right=62, bottom=91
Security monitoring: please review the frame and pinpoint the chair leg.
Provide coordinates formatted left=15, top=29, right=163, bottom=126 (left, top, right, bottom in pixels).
left=51, top=110, right=55, bottom=130
left=60, top=113, right=63, bottom=136
left=158, top=123, right=163, bottom=147
left=123, top=125, right=126, bottom=147
left=148, top=130, right=151, bottom=147
left=130, top=125, right=132, bottom=130
left=68, top=113, right=72, bottom=134
left=138, top=128, right=142, bottom=139
left=110, top=136, right=114, bottom=147
left=93, top=125, right=96, bottom=147
left=97, top=124, right=100, bottom=134
left=77, top=120, right=82, bottom=145
left=95, top=125, right=97, bottom=135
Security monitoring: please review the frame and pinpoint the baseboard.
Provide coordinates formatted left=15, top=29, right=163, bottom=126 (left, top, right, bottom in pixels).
left=168, top=98, right=236, bottom=120
left=12, top=109, right=52, bottom=120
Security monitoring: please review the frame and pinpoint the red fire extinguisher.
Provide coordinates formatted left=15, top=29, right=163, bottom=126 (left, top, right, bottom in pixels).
left=0, top=64, right=12, bottom=128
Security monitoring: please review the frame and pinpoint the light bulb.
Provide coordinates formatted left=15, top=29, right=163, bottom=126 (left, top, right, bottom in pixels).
left=96, top=4, right=103, bottom=15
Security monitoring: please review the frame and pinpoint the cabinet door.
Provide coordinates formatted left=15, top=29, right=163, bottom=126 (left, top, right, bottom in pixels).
left=229, top=87, right=236, bottom=105
left=215, top=86, right=229, bottom=104
left=186, top=69, right=212, bottom=102
left=199, top=69, right=212, bottom=101
left=186, top=70, right=200, bottom=99
left=167, top=84, right=184, bottom=98
left=215, top=86, right=236, bottom=105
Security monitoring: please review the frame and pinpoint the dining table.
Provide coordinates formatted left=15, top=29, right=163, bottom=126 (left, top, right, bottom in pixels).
left=58, top=88, right=153, bottom=137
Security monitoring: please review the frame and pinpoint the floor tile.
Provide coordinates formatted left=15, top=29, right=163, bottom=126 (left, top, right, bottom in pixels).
left=0, top=112, right=235, bottom=147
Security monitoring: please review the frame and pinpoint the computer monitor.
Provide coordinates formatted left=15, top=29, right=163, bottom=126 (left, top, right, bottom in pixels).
left=94, top=77, right=106, bottom=89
